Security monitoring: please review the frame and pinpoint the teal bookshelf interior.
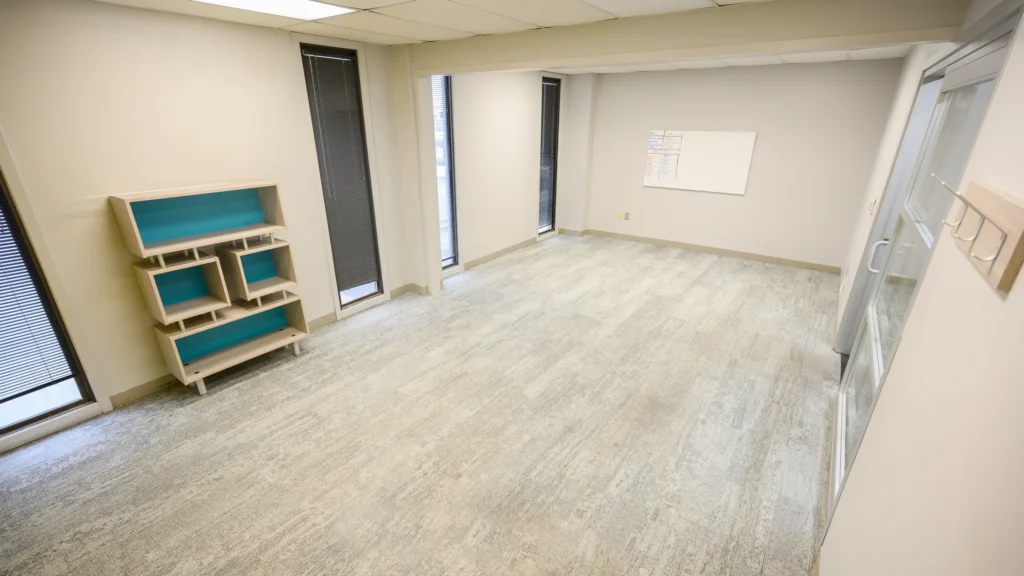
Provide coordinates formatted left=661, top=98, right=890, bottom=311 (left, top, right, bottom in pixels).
left=241, top=250, right=278, bottom=284
left=131, top=188, right=268, bottom=246
left=177, top=306, right=287, bottom=364
left=155, top=265, right=210, bottom=307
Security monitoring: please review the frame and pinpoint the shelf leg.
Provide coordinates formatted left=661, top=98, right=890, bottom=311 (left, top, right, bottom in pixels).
left=195, top=378, right=207, bottom=396
left=256, top=295, right=262, bottom=307
left=242, top=237, right=249, bottom=250
left=157, top=253, right=166, bottom=268
left=177, top=320, right=185, bottom=331
left=192, top=248, right=199, bottom=260
left=292, top=342, right=301, bottom=356
left=270, top=233, right=276, bottom=244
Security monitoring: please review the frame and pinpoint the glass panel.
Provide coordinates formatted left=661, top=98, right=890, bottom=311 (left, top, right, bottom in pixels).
left=842, top=316, right=880, bottom=478
left=0, top=377, right=82, bottom=431
left=875, top=217, right=930, bottom=367
left=432, top=75, right=457, bottom=268
left=340, top=281, right=379, bottom=305
left=907, top=80, right=995, bottom=238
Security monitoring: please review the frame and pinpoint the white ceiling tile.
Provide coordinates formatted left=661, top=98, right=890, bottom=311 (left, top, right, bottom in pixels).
left=779, top=50, right=849, bottom=64
left=668, top=59, right=728, bottom=69
left=95, top=0, right=302, bottom=27
left=545, top=67, right=592, bottom=74
left=581, top=0, right=713, bottom=18
left=450, top=0, right=615, bottom=27
left=376, top=0, right=537, bottom=34
left=284, top=21, right=422, bottom=44
left=320, top=0, right=408, bottom=7
left=849, top=45, right=913, bottom=60
left=719, top=54, right=784, bottom=66
left=318, top=11, right=474, bottom=41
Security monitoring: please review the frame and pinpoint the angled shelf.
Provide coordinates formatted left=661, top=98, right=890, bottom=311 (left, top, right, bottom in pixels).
left=133, top=253, right=230, bottom=325
left=109, top=181, right=286, bottom=259
left=154, top=293, right=308, bottom=386
left=218, top=238, right=297, bottom=302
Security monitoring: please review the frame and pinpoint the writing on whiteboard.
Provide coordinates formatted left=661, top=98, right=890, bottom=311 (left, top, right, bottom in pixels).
left=643, top=130, right=757, bottom=196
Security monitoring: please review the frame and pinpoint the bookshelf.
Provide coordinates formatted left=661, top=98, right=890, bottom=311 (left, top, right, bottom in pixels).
left=111, top=182, right=308, bottom=395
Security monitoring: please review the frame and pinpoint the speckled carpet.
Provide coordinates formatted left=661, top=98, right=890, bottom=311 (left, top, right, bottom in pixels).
left=0, top=235, right=839, bottom=575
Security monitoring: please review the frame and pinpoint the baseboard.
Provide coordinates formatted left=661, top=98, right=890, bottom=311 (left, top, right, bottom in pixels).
left=582, top=230, right=841, bottom=274
left=464, top=238, right=538, bottom=270
left=308, top=312, right=337, bottom=331
left=110, top=374, right=176, bottom=408
left=389, top=283, right=429, bottom=298
left=558, top=228, right=583, bottom=236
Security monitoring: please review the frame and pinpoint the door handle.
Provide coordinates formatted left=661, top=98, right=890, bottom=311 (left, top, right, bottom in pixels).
left=867, top=239, right=890, bottom=274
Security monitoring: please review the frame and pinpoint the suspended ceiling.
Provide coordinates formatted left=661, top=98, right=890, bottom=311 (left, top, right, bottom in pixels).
left=94, top=0, right=777, bottom=45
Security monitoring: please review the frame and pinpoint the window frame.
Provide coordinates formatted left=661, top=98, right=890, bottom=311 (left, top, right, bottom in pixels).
left=0, top=171, right=93, bottom=437
left=538, top=77, right=562, bottom=235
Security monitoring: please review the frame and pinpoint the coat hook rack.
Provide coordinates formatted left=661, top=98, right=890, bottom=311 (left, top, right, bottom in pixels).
left=934, top=175, right=1024, bottom=295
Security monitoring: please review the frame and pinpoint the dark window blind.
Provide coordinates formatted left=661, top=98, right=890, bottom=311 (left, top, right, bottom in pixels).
left=0, top=189, right=74, bottom=403
left=431, top=75, right=458, bottom=268
left=539, top=78, right=561, bottom=233
left=301, top=45, right=382, bottom=296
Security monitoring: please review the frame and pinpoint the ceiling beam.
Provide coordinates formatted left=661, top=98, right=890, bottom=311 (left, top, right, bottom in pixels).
left=405, top=0, right=969, bottom=74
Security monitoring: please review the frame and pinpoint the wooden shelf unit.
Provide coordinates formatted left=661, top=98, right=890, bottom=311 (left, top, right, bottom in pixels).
left=154, top=295, right=308, bottom=388
left=110, top=181, right=309, bottom=396
left=133, top=253, right=230, bottom=326
left=109, top=181, right=285, bottom=259
left=217, top=238, right=298, bottom=302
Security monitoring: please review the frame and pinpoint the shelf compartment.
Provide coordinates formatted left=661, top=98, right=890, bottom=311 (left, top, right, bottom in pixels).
left=218, top=238, right=297, bottom=302
left=155, top=297, right=308, bottom=385
left=110, top=181, right=285, bottom=258
left=133, top=254, right=230, bottom=325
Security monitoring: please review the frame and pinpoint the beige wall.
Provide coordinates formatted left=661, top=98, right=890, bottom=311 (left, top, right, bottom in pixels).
left=0, top=0, right=405, bottom=399
left=556, top=74, right=597, bottom=233
left=836, top=45, right=946, bottom=328
left=820, top=8, right=1024, bottom=576
left=408, top=0, right=966, bottom=74
left=586, top=61, right=902, bottom=268
left=451, top=71, right=542, bottom=264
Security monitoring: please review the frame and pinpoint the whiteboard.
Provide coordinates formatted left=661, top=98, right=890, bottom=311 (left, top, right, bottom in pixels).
left=643, top=130, right=757, bottom=195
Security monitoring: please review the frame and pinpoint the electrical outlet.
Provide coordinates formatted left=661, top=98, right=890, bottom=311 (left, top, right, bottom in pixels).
left=625, top=213, right=630, bottom=221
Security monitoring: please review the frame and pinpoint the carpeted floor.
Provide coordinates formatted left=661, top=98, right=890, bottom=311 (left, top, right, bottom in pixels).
left=0, top=235, right=839, bottom=575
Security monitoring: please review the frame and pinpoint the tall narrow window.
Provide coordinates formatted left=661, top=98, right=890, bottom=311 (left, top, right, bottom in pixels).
left=0, top=174, right=91, bottom=434
left=538, top=78, right=561, bottom=234
left=301, top=45, right=383, bottom=307
left=432, top=75, right=458, bottom=269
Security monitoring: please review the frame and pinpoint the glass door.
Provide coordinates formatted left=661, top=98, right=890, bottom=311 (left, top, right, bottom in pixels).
left=830, top=76, right=998, bottom=509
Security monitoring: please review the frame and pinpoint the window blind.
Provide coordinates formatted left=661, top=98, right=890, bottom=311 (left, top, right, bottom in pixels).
left=431, top=75, right=458, bottom=268
left=0, top=189, right=74, bottom=403
left=301, top=46, right=382, bottom=296
left=539, top=78, right=561, bottom=233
